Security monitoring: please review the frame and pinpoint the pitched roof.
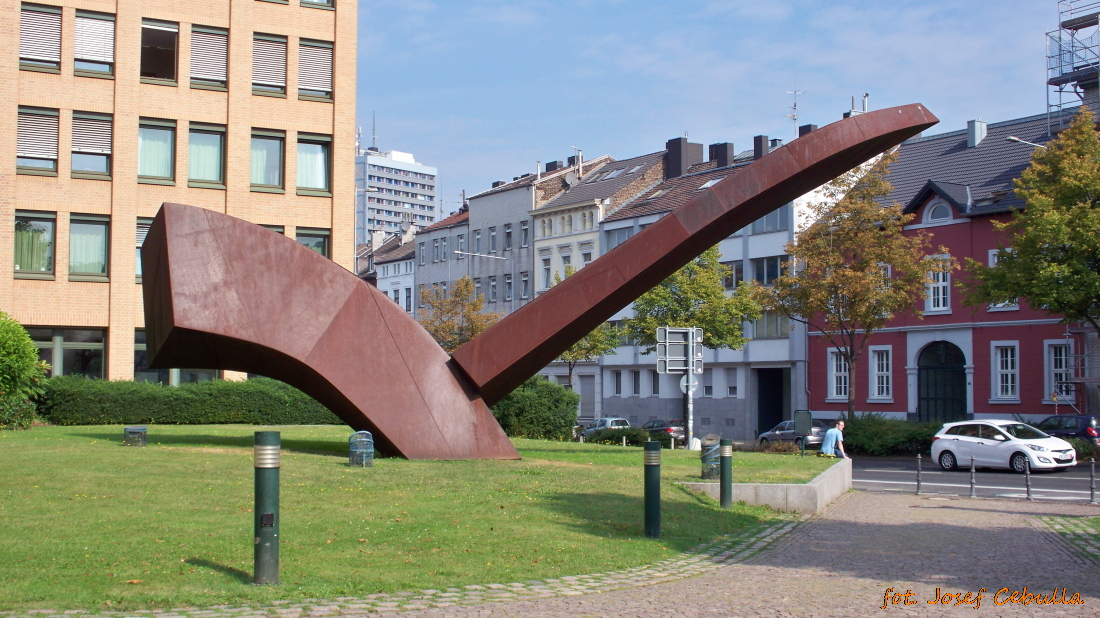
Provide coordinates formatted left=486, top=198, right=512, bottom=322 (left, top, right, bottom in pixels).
left=540, top=150, right=666, bottom=210
left=885, top=109, right=1073, bottom=216
left=604, top=161, right=750, bottom=222
left=469, top=155, right=614, bottom=199
left=417, top=207, right=469, bottom=233
left=373, top=235, right=416, bottom=264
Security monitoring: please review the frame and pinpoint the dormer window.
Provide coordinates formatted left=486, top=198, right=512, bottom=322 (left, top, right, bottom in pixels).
left=925, top=201, right=951, bottom=223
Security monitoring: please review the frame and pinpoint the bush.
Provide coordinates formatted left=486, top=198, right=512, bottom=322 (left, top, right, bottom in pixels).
left=490, top=376, right=579, bottom=440
left=586, top=426, right=672, bottom=448
left=842, top=413, right=941, bottom=457
left=1067, top=437, right=1100, bottom=462
left=0, top=312, right=48, bottom=429
left=37, top=376, right=342, bottom=426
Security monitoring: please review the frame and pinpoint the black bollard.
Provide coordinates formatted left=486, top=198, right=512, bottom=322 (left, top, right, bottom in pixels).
left=969, top=456, right=977, bottom=499
left=1025, top=457, right=1033, bottom=502
left=644, top=441, right=661, bottom=538
left=1090, top=458, right=1097, bottom=505
left=254, top=431, right=280, bottom=585
left=719, top=439, right=733, bottom=509
left=916, top=454, right=922, bottom=495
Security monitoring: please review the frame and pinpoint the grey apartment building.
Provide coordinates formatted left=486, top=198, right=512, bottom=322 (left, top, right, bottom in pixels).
left=355, top=147, right=437, bottom=245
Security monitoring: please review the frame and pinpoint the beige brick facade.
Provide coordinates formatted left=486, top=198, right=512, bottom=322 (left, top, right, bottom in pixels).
left=1, top=0, right=356, bottom=381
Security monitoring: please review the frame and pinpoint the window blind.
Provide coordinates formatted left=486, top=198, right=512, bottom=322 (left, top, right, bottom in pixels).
left=136, top=221, right=151, bottom=247
left=20, top=7, right=61, bottom=62
left=252, top=38, right=286, bottom=87
left=72, top=115, right=112, bottom=154
left=298, top=43, right=332, bottom=93
left=191, top=29, right=228, bottom=82
left=17, top=111, right=58, bottom=159
left=74, top=15, right=115, bottom=63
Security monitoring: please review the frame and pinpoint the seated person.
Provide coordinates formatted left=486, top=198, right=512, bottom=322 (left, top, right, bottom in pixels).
left=819, top=420, right=849, bottom=459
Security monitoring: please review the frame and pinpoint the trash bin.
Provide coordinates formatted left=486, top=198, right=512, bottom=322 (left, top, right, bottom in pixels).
left=700, top=435, right=721, bottom=479
left=349, top=430, right=375, bottom=467
left=124, top=426, right=147, bottom=447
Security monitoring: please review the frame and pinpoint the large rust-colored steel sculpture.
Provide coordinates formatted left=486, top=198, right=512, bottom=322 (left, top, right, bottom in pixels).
left=142, top=104, right=937, bottom=460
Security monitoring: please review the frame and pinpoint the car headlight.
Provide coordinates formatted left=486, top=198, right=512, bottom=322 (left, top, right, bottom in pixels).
left=1025, top=444, right=1048, bottom=452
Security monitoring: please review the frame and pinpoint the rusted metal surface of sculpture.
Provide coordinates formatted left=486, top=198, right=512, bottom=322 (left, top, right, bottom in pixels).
left=142, top=103, right=937, bottom=460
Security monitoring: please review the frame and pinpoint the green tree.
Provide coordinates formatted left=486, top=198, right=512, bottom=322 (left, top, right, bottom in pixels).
left=962, top=108, right=1100, bottom=335
left=765, top=153, right=950, bottom=417
left=490, top=375, right=580, bottom=440
left=0, top=311, right=49, bottom=429
left=626, top=246, right=761, bottom=352
left=554, top=267, right=624, bottom=389
left=417, top=275, right=503, bottom=353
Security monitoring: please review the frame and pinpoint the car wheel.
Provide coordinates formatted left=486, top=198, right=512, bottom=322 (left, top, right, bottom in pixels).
left=938, top=450, right=957, bottom=471
left=759, top=438, right=769, bottom=447
left=794, top=437, right=804, bottom=449
left=1010, top=453, right=1029, bottom=474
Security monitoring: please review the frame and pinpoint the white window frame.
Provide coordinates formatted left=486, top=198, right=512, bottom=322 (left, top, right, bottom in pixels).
left=827, top=349, right=849, bottom=402
left=867, top=345, right=892, bottom=402
left=924, top=199, right=952, bottom=224
left=925, top=254, right=951, bottom=314
left=650, top=369, right=660, bottom=396
left=702, top=368, right=713, bottom=397
left=726, top=367, right=738, bottom=398
left=631, top=370, right=640, bottom=396
left=1043, top=339, right=1075, bottom=404
left=986, top=249, right=1018, bottom=311
left=613, top=370, right=622, bottom=396
left=989, top=341, right=1020, bottom=403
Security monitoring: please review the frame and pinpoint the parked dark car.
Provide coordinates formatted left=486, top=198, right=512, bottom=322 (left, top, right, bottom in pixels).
left=642, top=419, right=685, bottom=441
left=1034, top=415, right=1099, bottom=446
left=758, top=419, right=827, bottom=449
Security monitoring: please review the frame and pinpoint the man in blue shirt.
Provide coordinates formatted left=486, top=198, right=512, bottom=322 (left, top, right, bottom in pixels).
left=820, top=420, right=848, bottom=458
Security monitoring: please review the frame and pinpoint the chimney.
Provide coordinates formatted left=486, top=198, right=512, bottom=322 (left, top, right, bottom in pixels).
left=665, top=137, right=704, bottom=178
left=370, top=230, right=386, bottom=249
left=753, top=135, right=768, bottom=160
left=567, top=155, right=577, bottom=167
left=967, top=119, right=987, bottom=148
left=770, top=138, right=783, bottom=149
left=798, top=124, right=818, bottom=137
left=492, top=180, right=505, bottom=188
left=709, top=142, right=735, bottom=168
left=545, top=160, right=563, bottom=173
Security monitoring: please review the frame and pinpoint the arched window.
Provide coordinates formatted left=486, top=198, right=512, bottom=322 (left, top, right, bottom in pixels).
left=926, top=201, right=950, bottom=223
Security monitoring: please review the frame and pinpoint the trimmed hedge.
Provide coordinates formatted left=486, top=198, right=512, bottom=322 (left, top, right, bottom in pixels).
left=37, top=376, right=342, bottom=426
left=586, top=427, right=672, bottom=449
left=490, top=376, right=579, bottom=440
left=842, top=413, right=941, bottom=457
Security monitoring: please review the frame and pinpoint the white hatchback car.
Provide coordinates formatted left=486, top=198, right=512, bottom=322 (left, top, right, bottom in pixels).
left=931, top=419, right=1076, bottom=473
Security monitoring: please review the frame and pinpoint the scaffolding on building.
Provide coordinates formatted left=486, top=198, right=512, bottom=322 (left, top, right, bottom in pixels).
left=1047, top=1, right=1100, bottom=133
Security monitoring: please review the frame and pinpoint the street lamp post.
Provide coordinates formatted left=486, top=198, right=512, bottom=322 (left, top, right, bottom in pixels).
left=454, top=250, right=516, bottom=313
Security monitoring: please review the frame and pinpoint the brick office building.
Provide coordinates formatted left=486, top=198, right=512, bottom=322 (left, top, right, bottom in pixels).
left=1, top=0, right=356, bottom=382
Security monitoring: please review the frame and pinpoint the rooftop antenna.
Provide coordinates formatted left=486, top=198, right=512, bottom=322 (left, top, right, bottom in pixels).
left=371, top=111, right=377, bottom=150
left=786, top=90, right=805, bottom=139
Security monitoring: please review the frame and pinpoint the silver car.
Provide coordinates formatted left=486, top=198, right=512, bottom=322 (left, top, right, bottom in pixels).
left=757, top=419, right=827, bottom=449
left=583, top=417, right=632, bottom=437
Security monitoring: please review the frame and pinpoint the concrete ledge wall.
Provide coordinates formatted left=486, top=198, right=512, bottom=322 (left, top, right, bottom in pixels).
left=682, top=458, right=852, bottom=514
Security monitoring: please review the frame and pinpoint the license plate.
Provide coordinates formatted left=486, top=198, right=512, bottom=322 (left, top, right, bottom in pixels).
left=1055, top=458, right=1073, bottom=464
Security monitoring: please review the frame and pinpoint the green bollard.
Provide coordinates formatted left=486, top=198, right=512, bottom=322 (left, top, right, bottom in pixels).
left=254, top=431, right=280, bottom=585
left=644, top=441, right=661, bottom=538
left=719, top=439, right=733, bottom=509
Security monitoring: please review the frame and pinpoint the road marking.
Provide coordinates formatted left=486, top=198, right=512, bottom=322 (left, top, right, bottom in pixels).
left=858, top=468, right=1089, bottom=479
left=853, top=478, right=1094, bottom=495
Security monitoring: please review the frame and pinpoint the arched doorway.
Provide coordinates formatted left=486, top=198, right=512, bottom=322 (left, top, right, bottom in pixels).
left=917, top=341, right=967, bottom=423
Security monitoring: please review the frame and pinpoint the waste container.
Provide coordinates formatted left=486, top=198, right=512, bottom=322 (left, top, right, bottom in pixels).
left=700, top=435, right=721, bottom=479
left=124, top=426, right=147, bottom=447
left=349, top=430, right=375, bottom=467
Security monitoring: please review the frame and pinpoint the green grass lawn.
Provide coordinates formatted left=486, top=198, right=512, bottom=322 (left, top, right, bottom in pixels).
left=0, top=425, right=830, bottom=611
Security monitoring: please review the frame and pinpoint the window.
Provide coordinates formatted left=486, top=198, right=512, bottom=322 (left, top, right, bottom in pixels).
left=74, top=11, right=114, bottom=76
left=140, top=20, right=178, bottom=83
left=301, top=0, right=335, bottom=8
left=701, top=418, right=712, bottom=426
left=1048, top=342, right=1075, bottom=400
left=253, top=34, right=287, bottom=95
left=440, top=237, right=448, bottom=261
left=251, top=130, right=284, bottom=190
left=613, top=370, right=622, bottom=396
left=20, top=4, right=61, bottom=72
left=404, top=288, right=412, bottom=312
left=520, top=272, right=530, bottom=298
left=561, top=254, right=571, bottom=271
left=71, top=112, right=112, bottom=178
left=829, top=350, right=849, bottom=400
left=69, top=215, right=109, bottom=280
left=14, top=211, right=55, bottom=279
left=632, top=370, right=641, bottom=396
left=474, top=230, right=482, bottom=253
left=606, top=227, right=633, bottom=250
left=190, top=26, right=228, bottom=89
left=489, top=276, right=498, bottom=302
left=987, top=250, right=1018, bottom=309
left=504, top=224, right=512, bottom=250
left=542, top=257, right=552, bottom=289
left=926, top=257, right=951, bottom=311
left=725, top=418, right=736, bottom=426
left=474, top=278, right=482, bottom=300
left=698, top=178, right=721, bottom=190
left=418, top=242, right=426, bottom=265
left=296, top=228, right=330, bottom=258
left=17, top=107, right=59, bottom=174
left=650, top=370, right=660, bottom=396
left=520, top=221, right=529, bottom=247
left=418, top=284, right=426, bottom=307
left=138, top=119, right=176, bottom=183
left=753, top=311, right=789, bottom=338
left=134, top=330, right=168, bottom=384
left=432, top=239, right=439, bottom=262
left=702, top=369, right=713, bottom=396
left=925, top=201, right=951, bottom=223
left=582, top=251, right=592, bottom=267
left=751, top=203, right=791, bottom=234
left=722, top=261, right=743, bottom=289
left=135, top=218, right=152, bottom=281
left=188, top=124, right=225, bottom=188
left=489, top=227, right=497, bottom=252
left=726, top=367, right=737, bottom=397
left=28, top=328, right=105, bottom=379
left=993, top=344, right=1018, bottom=400
left=752, top=256, right=788, bottom=285
left=298, top=40, right=333, bottom=99
left=456, top=234, right=466, bottom=255
left=297, top=134, right=331, bottom=194
left=870, top=347, right=891, bottom=399
left=504, top=274, right=513, bottom=301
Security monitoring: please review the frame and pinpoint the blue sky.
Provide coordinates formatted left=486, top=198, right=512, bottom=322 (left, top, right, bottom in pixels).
left=357, top=1, right=1054, bottom=216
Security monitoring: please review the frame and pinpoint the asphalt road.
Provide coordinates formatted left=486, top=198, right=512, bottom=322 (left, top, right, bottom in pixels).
left=852, top=456, right=1100, bottom=503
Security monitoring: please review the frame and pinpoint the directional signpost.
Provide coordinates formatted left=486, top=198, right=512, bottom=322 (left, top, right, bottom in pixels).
left=657, top=327, right=703, bottom=449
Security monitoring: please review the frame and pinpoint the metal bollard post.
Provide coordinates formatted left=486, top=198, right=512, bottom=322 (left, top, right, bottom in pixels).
left=916, top=454, right=922, bottom=496
left=623, top=436, right=627, bottom=447
left=644, top=441, right=661, bottom=538
left=1025, top=458, right=1033, bottom=502
left=969, top=456, right=977, bottom=499
left=254, top=431, right=280, bottom=585
left=719, top=439, right=733, bottom=509
left=1090, top=458, right=1097, bottom=506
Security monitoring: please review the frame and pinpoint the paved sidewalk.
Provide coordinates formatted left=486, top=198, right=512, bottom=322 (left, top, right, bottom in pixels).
left=376, top=492, right=1100, bottom=617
